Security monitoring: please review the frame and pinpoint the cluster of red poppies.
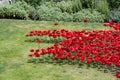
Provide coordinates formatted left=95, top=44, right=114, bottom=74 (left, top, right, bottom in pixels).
left=104, top=22, right=120, bottom=30
left=26, top=22, right=120, bottom=78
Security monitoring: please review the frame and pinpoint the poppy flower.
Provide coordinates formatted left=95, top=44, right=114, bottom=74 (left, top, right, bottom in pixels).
left=34, top=52, right=40, bottom=57
left=84, top=19, right=89, bottom=23
left=37, top=40, right=41, bottom=44
left=28, top=54, right=34, bottom=57
left=30, top=49, right=34, bottom=52
left=54, top=56, right=58, bottom=60
left=116, top=73, right=120, bottom=78
left=36, top=49, right=40, bottom=52
left=115, top=62, right=120, bottom=68
left=87, top=58, right=93, bottom=64
left=103, top=23, right=109, bottom=26
left=80, top=55, right=86, bottom=62
left=54, top=22, right=58, bottom=26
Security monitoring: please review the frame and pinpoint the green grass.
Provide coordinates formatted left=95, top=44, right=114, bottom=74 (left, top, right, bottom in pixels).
left=0, top=19, right=116, bottom=80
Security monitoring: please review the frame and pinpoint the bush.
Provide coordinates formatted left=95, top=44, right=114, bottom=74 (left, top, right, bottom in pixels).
left=56, top=1, right=73, bottom=13
left=36, top=5, right=73, bottom=22
left=14, top=1, right=31, bottom=13
left=107, top=0, right=120, bottom=9
left=81, top=0, right=94, bottom=8
left=72, top=0, right=82, bottom=13
left=73, top=9, right=105, bottom=22
left=109, top=8, right=120, bottom=23
left=44, top=1, right=56, bottom=8
left=37, top=5, right=63, bottom=21
left=61, top=12, right=73, bottom=22
left=0, top=7, right=5, bottom=18
left=0, top=1, right=30, bottom=19
left=15, top=0, right=42, bottom=7
left=96, top=0, right=110, bottom=19
left=81, top=0, right=95, bottom=13
left=29, top=7, right=38, bottom=20
left=0, top=5, right=28, bottom=19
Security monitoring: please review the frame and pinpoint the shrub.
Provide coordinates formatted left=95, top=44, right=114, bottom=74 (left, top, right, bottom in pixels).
left=107, top=0, right=120, bottom=9
left=96, top=0, right=110, bottom=19
left=13, top=1, right=31, bottom=13
left=37, top=5, right=63, bottom=21
left=29, top=7, right=38, bottom=20
left=0, top=7, right=5, bottom=18
left=56, top=1, right=73, bottom=13
left=73, top=9, right=105, bottom=22
left=81, top=0, right=95, bottom=13
left=72, top=0, right=82, bottom=13
left=0, top=1, right=30, bottom=19
left=15, top=0, right=43, bottom=7
left=36, top=5, right=73, bottom=22
left=81, top=0, right=94, bottom=8
left=109, top=8, right=120, bottom=23
left=0, top=1, right=29, bottom=19
left=61, top=12, right=73, bottom=22
left=44, top=1, right=56, bottom=8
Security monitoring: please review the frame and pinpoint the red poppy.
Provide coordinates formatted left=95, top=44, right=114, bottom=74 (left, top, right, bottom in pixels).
left=87, top=58, right=93, bottom=64
left=115, top=62, right=120, bottom=68
left=36, top=49, right=40, bottom=52
left=103, top=23, right=109, bottom=26
left=80, top=55, right=86, bottom=62
left=34, top=52, right=40, bottom=57
left=116, top=73, right=120, bottom=78
left=37, top=40, right=41, bottom=44
left=28, top=54, right=34, bottom=57
left=84, top=19, right=89, bottom=23
left=54, top=22, right=58, bottom=26
left=54, top=56, right=59, bottom=60
left=30, top=49, right=34, bottom=52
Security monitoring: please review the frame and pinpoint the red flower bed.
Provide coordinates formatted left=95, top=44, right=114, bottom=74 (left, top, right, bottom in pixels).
left=26, top=22, right=120, bottom=78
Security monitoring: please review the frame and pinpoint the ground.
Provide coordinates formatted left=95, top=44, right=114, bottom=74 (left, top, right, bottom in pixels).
left=0, top=19, right=116, bottom=80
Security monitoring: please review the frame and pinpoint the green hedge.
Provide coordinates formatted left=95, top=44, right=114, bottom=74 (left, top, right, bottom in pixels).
left=0, top=1, right=106, bottom=22
left=0, top=1, right=30, bottom=19
left=0, top=6, right=28, bottom=19
left=37, top=5, right=62, bottom=21
left=73, top=9, right=105, bottom=22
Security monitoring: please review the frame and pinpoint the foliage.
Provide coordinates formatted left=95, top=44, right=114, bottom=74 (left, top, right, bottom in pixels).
left=56, top=1, right=73, bottom=13
left=14, top=0, right=70, bottom=7
left=37, top=5, right=62, bottom=21
left=81, top=0, right=94, bottom=8
left=72, top=0, right=82, bottom=13
left=14, top=1, right=31, bottom=13
left=107, top=0, right=120, bottom=9
left=36, top=5, right=73, bottom=21
left=61, top=12, right=73, bottom=22
left=0, top=1, right=32, bottom=19
left=81, top=0, right=95, bottom=13
left=23, top=3, right=105, bottom=22
left=109, top=8, right=120, bottom=23
left=96, top=0, right=110, bottom=19
left=15, top=0, right=43, bottom=7
left=28, top=7, right=38, bottom=20
left=73, top=9, right=105, bottom=22
left=2, top=0, right=119, bottom=22
left=43, top=1, right=56, bottom=8
left=0, top=5, right=28, bottom=19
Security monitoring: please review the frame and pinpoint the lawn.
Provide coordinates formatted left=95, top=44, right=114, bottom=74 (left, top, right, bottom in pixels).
left=0, top=19, right=116, bottom=80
